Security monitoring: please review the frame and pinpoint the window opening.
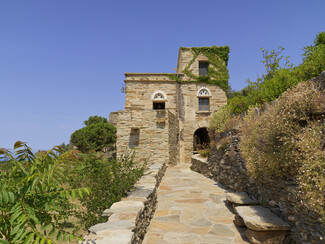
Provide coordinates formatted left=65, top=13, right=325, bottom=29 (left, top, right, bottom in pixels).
left=153, top=102, right=165, bottom=110
left=199, top=62, right=208, bottom=76
left=129, top=128, right=140, bottom=148
left=198, top=98, right=209, bottom=111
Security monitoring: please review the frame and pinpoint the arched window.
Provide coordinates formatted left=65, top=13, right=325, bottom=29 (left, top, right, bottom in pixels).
left=152, top=91, right=167, bottom=110
left=197, top=88, right=211, bottom=111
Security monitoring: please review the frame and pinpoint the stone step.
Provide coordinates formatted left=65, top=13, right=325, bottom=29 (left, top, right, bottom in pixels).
left=235, top=205, right=291, bottom=244
left=235, top=205, right=290, bottom=231
left=226, top=192, right=259, bottom=206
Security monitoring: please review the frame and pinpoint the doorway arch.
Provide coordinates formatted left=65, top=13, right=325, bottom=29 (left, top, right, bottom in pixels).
left=193, top=127, right=210, bottom=151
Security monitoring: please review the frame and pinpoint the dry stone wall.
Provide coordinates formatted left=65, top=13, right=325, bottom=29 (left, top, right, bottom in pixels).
left=191, top=129, right=325, bottom=243
left=83, top=163, right=167, bottom=244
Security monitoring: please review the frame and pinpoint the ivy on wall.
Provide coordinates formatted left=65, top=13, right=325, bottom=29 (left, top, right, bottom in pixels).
left=166, top=46, right=230, bottom=93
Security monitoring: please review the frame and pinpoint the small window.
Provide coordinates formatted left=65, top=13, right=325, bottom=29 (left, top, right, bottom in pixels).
left=199, top=62, right=208, bottom=76
left=129, top=128, right=140, bottom=148
left=152, top=91, right=166, bottom=110
left=197, top=88, right=211, bottom=112
left=198, top=98, right=209, bottom=111
left=153, top=102, right=165, bottom=110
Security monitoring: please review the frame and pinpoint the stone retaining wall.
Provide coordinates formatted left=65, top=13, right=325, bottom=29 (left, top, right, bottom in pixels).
left=191, top=129, right=325, bottom=243
left=83, top=163, right=167, bottom=244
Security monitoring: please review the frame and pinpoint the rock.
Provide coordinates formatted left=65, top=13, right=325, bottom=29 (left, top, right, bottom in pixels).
left=102, top=200, right=144, bottom=216
left=226, top=192, right=259, bottom=205
left=128, top=189, right=154, bottom=199
left=236, top=205, right=291, bottom=231
left=88, top=220, right=135, bottom=234
left=245, top=229, right=287, bottom=244
left=234, top=215, right=246, bottom=227
left=268, top=200, right=277, bottom=207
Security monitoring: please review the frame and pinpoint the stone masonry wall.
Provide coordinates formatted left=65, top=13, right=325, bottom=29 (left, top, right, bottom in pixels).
left=191, top=129, right=325, bottom=243
left=116, top=110, right=170, bottom=165
left=83, top=163, right=167, bottom=244
left=180, top=83, right=227, bottom=163
left=168, top=111, right=179, bottom=166
left=124, top=77, right=177, bottom=112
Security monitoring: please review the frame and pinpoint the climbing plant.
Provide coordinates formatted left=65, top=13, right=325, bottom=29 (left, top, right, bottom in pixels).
left=167, top=46, right=230, bottom=93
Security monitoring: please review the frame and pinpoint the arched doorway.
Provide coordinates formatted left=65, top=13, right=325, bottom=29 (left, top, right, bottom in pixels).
left=193, top=127, right=210, bottom=151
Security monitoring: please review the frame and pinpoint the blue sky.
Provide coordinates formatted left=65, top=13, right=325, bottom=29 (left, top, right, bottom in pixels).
left=0, top=0, right=324, bottom=150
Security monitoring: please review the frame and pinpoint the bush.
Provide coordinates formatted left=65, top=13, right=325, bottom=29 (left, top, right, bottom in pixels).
left=198, top=148, right=210, bottom=157
left=240, top=81, right=325, bottom=222
left=71, top=151, right=146, bottom=228
left=227, top=32, right=325, bottom=115
left=0, top=142, right=88, bottom=243
left=70, top=116, right=116, bottom=153
left=209, top=105, right=232, bottom=132
left=241, top=81, right=321, bottom=178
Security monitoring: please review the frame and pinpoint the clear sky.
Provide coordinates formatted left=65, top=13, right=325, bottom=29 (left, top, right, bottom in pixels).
left=0, top=0, right=324, bottom=150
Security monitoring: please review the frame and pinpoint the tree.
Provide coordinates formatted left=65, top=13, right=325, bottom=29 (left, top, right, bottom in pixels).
left=0, top=141, right=89, bottom=243
left=70, top=116, right=116, bottom=153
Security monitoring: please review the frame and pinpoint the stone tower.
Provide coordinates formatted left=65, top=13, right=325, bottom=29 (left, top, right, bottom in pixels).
left=110, top=46, right=229, bottom=164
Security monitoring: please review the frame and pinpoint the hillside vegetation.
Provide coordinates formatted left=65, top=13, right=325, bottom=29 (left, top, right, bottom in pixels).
left=210, top=32, right=325, bottom=224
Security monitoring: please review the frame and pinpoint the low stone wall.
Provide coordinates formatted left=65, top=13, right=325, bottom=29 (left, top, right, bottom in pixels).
left=83, top=163, right=167, bottom=244
left=191, top=129, right=325, bottom=243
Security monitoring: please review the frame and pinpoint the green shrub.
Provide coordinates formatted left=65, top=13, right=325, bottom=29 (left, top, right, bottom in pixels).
left=227, top=32, right=325, bottom=115
left=71, top=151, right=145, bottom=228
left=0, top=142, right=88, bottom=243
left=198, top=148, right=210, bottom=157
left=209, top=105, right=232, bottom=132
left=70, top=116, right=116, bottom=153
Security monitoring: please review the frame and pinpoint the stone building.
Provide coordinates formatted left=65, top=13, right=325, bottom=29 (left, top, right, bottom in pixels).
left=110, top=46, right=229, bottom=164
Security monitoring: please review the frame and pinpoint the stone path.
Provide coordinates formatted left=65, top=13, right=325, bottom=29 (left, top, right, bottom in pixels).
left=143, top=165, right=249, bottom=244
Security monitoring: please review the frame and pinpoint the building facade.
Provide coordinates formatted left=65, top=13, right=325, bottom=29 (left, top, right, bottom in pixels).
left=110, top=47, right=228, bottom=165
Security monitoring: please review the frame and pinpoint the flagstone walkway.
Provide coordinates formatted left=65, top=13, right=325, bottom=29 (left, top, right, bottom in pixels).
left=143, top=165, right=249, bottom=244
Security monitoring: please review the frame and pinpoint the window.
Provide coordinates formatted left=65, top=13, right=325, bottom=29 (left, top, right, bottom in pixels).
left=153, top=102, right=165, bottom=110
left=197, top=87, right=211, bottom=112
left=199, top=98, right=209, bottom=111
left=152, top=91, right=167, bottom=110
left=129, top=128, right=140, bottom=148
left=199, top=62, right=208, bottom=76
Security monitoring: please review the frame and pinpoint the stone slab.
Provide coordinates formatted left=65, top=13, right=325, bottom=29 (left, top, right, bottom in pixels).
left=88, top=220, right=135, bottom=234
left=102, top=200, right=144, bottom=216
left=226, top=192, right=259, bottom=205
left=235, top=205, right=291, bottom=231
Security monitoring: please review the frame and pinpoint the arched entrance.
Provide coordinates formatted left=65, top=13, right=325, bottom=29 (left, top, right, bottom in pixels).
left=193, top=127, right=210, bottom=151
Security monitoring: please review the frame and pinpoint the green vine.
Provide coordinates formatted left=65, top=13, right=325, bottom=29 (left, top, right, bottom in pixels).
left=166, top=46, right=230, bottom=93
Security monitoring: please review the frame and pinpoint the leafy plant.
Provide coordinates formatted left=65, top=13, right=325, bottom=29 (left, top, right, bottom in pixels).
left=167, top=46, right=230, bottom=93
left=223, top=32, right=325, bottom=116
left=70, top=151, right=145, bottom=228
left=198, top=148, right=210, bottom=157
left=209, top=105, right=232, bottom=132
left=0, top=141, right=89, bottom=243
left=70, top=116, right=116, bottom=153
